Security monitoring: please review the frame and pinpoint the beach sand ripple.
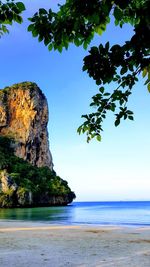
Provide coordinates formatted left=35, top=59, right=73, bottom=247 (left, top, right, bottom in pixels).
left=0, top=221, right=150, bottom=267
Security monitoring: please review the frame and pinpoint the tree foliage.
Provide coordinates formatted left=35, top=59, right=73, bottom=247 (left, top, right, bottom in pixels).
left=0, top=137, right=75, bottom=207
left=0, top=0, right=25, bottom=37
left=1, top=0, right=150, bottom=141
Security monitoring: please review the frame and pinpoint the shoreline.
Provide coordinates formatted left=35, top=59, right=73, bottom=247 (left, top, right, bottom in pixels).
left=0, top=221, right=150, bottom=266
left=1, top=219, right=150, bottom=229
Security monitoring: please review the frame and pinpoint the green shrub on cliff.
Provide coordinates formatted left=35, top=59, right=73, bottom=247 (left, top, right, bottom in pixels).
left=0, top=193, right=14, bottom=208
left=0, top=136, right=76, bottom=207
left=0, top=136, right=13, bottom=169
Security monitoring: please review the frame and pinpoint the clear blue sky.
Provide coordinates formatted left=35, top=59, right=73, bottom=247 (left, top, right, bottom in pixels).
left=1, top=0, right=150, bottom=201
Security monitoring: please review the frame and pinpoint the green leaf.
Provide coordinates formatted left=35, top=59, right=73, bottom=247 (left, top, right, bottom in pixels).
left=120, top=66, right=127, bottom=75
left=127, top=110, right=133, bottom=115
left=128, top=116, right=134, bottom=120
left=99, top=87, right=104, bottom=93
left=74, top=38, right=81, bottom=47
left=27, top=24, right=34, bottom=32
left=142, top=68, right=147, bottom=78
left=48, top=43, right=53, bottom=51
left=16, top=2, right=26, bottom=12
left=83, top=42, right=88, bottom=50
left=95, top=26, right=103, bottom=35
left=96, top=80, right=101, bottom=85
left=114, top=7, right=123, bottom=22
left=115, top=119, right=120, bottom=127
left=38, top=35, right=43, bottom=42
left=44, top=38, right=50, bottom=46
left=32, top=29, right=38, bottom=37
left=91, top=13, right=100, bottom=24
left=58, top=46, right=63, bottom=53
left=39, top=8, right=47, bottom=15
left=14, top=15, right=22, bottom=24
left=148, top=71, right=150, bottom=80
left=77, top=125, right=82, bottom=135
left=87, top=136, right=91, bottom=143
left=96, top=135, right=101, bottom=142
left=144, top=78, right=150, bottom=86
left=2, top=25, right=8, bottom=33
left=91, top=133, right=97, bottom=139
left=105, top=42, right=109, bottom=51
left=3, top=19, right=12, bottom=25
left=110, top=104, right=116, bottom=112
left=104, top=93, right=110, bottom=96
left=147, top=83, right=150, bottom=93
left=82, top=65, right=87, bottom=71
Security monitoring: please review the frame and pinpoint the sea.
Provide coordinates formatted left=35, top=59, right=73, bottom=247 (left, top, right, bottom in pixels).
left=0, top=201, right=150, bottom=227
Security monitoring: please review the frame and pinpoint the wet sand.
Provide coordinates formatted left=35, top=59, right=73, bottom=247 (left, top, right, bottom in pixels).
left=0, top=221, right=150, bottom=267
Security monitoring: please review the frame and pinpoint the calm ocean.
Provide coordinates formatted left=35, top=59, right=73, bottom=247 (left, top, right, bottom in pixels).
left=0, top=201, right=150, bottom=226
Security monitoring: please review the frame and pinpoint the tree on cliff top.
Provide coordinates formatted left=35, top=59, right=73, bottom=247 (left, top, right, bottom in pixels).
left=0, top=0, right=150, bottom=142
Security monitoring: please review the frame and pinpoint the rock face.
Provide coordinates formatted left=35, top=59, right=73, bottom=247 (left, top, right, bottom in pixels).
left=0, top=170, right=18, bottom=193
left=0, top=82, right=76, bottom=207
left=0, top=170, right=33, bottom=206
left=0, top=82, right=53, bottom=170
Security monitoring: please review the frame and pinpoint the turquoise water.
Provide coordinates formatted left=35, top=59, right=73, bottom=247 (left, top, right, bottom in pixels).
left=0, top=201, right=150, bottom=226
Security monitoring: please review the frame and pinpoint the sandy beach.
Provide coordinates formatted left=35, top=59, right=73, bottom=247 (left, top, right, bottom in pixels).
left=0, top=221, right=150, bottom=267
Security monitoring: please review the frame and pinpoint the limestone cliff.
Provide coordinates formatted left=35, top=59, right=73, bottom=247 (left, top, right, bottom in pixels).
left=0, top=82, right=53, bottom=170
left=0, top=82, right=76, bottom=207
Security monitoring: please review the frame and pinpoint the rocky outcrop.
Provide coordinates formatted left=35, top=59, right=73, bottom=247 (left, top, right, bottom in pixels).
left=0, top=82, right=76, bottom=207
left=0, top=82, right=53, bottom=169
left=0, top=168, right=75, bottom=207
left=0, top=170, right=33, bottom=207
left=0, top=170, right=18, bottom=193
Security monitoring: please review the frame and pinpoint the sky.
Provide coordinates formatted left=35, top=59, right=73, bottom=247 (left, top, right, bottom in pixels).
left=1, top=0, right=150, bottom=201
